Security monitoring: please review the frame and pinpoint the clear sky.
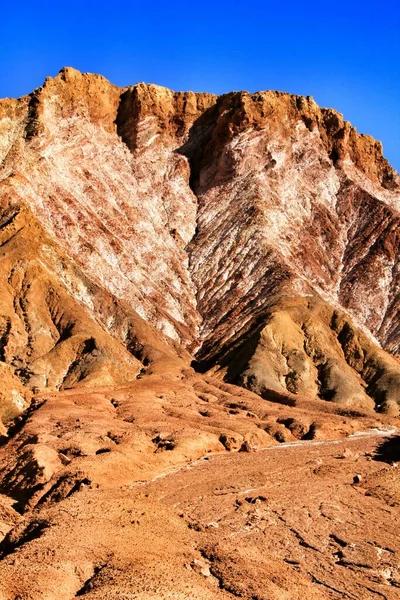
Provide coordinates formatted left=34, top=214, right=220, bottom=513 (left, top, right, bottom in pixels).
left=1, top=0, right=399, bottom=169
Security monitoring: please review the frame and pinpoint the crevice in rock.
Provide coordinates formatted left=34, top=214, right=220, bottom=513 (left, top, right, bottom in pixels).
left=315, top=363, right=336, bottom=401
left=0, top=519, right=49, bottom=559
left=115, top=87, right=141, bottom=152
left=192, top=313, right=266, bottom=381
left=36, top=474, right=92, bottom=508
left=0, top=317, right=11, bottom=361
left=74, top=564, right=107, bottom=597
left=0, top=397, right=46, bottom=447
left=125, top=335, right=149, bottom=366
left=0, top=205, right=20, bottom=230
left=0, top=226, right=26, bottom=248
left=60, top=338, right=98, bottom=388
left=309, top=573, right=354, bottom=599
left=177, top=102, right=220, bottom=195
left=25, top=92, right=42, bottom=140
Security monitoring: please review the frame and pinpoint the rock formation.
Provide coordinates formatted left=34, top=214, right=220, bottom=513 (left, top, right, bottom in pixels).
left=0, top=68, right=399, bottom=599
left=0, top=68, right=399, bottom=418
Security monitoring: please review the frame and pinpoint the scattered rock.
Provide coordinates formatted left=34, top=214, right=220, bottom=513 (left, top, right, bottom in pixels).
left=245, top=495, right=268, bottom=504
left=191, top=559, right=211, bottom=577
left=58, top=453, right=72, bottom=466
left=219, top=433, right=243, bottom=452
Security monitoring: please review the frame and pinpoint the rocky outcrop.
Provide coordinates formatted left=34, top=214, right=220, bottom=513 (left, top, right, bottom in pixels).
left=209, top=297, right=400, bottom=415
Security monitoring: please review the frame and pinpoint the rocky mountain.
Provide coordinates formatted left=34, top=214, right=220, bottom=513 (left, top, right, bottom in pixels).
left=0, top=68, right=399, bottom=599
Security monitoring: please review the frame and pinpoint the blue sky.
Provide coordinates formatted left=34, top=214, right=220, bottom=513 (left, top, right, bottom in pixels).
left=1, top=1, right=399, bottom=169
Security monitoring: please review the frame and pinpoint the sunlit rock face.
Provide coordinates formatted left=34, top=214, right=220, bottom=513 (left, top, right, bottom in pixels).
left=0, top=67, right=399, bottom=420
left=181, top=91, right=400, bottom=411
left=185, top=91, right=399, bottom=357
left=0, top=68, right=217, bottom=344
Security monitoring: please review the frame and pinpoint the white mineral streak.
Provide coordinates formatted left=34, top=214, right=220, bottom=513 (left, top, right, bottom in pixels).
left=8, top=95, right=199, bottom=343
left=190, top=123, right=346, bottom=351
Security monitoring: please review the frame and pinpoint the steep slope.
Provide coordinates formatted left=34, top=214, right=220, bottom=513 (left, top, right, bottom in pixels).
left=184, top=91, right=399, bottom=348
left=1, top=68, right=215, bottom=345
left=182, top=91, right=400, bottom=410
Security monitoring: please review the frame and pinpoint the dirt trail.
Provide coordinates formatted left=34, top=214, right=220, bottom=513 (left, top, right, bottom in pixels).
left=132, top=426, right=399, bottom=490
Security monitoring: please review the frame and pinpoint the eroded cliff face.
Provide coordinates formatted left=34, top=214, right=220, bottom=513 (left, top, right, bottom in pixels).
left=182, top=91, right=400, bottom=412
left=0, top=69, right=216, bottom=346
left=0, top=67, right=399, bottom=424
left=185, top=91, right=399, bottom=356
